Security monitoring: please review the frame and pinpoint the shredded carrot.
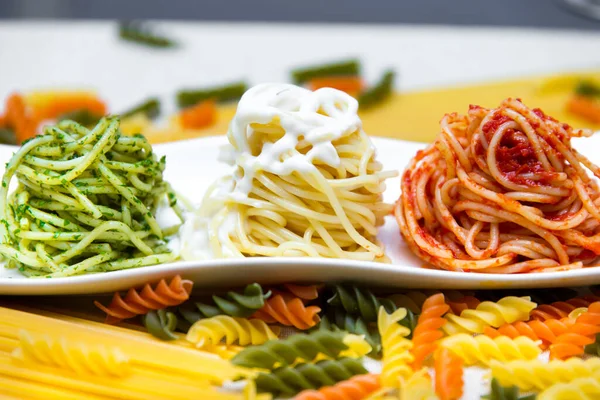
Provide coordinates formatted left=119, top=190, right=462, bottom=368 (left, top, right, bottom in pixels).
left=4, top=93, right=37, bottom=143
left=179, top=100, right=217, bottom=129
left=566, top=95, right=600, bottom=124
left=29, top=92, right=107, bottom=122
left=308, top=76, right=365, bottom=94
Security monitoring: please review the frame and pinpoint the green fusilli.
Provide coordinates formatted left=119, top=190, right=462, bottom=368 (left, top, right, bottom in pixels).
left=255, top=357, right=367, bottom=397
left=231, top=330, right=368, bottom=370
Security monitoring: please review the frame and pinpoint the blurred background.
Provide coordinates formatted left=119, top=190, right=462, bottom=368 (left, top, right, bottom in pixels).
left=0, top=0, right=600, bottom=145
left=1, top=0, right=600, bottom=29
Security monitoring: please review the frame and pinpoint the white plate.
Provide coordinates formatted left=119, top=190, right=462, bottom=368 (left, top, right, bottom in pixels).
left=2, top=135, right=600, bottom=294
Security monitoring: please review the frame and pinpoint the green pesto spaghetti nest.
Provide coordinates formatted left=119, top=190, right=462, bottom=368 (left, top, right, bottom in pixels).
left=0, top=117, right=184, bottom=277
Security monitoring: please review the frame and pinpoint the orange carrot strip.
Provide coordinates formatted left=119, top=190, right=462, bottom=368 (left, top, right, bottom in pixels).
left=179, top=100, right=217, bottom=129
left=308, top=76, right=364, bottom=94
left=566, top=95, right=600, bottom=124
left=5, top=93, right=37, bottom=143
left=31, top=93, right=107, bottom=121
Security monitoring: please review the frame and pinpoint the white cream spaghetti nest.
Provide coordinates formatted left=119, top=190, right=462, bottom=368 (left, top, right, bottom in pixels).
left=181, top=83, right=397, bottom=261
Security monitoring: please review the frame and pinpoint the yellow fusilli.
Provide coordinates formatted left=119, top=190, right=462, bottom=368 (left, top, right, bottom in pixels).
left=378, top=307, right=414, bottom=387
left=13, top=330, right=130, bottom=377
left=186, top=316, right=279, bottom=348
left=443, top=296, right=536, bottom=335
left=366, top=368, right=436, bottom=400
left=491, top=358, right=600, bottom=392
left=399, top=368, right=437, bottom=400
left=440, top=334, right=541, bottom=366
left=538, top=375, right=600, bottom=400
left=340, top=334, right=373, bottom=358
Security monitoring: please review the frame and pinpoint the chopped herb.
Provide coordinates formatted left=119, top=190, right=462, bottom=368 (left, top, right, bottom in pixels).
left=291, top=59, right=361, bottom=84
left=575, top=80, right=600, bottom=98
left=176, top=81, right=248, bottom=108
left=118, top=21, right=177, bottom=48
left=120, top=98, right=161, bottom=119
left=358, top=70, right=396, bottom=110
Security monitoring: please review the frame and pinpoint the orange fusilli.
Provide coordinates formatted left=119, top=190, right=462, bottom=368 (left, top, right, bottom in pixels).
left=434, top=347, right=464, bottom=400
left=530, top=295, right=600, bottom=321
left=294, top=373, right=380, bottom=400
left=95, top=275, right=193, bottom=323
left=484, top=317, right=575, bottom=349
left=252, top=292, right=321, bottom=330
left=549, top=302, right=600, bottom=359
left=411, top=293, right=449, bottom=368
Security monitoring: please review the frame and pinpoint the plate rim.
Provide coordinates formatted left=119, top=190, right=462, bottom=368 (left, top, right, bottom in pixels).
left=1, top=135, right=600, bottom=294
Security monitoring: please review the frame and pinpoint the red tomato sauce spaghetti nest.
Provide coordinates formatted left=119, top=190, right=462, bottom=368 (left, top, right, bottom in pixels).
left=395, top=98, right=600, bottom=274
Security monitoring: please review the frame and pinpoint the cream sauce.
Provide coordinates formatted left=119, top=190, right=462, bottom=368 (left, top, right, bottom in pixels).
left=181, top=83, right=371, bottom=260
left=221, top=83, right=365, bottom=198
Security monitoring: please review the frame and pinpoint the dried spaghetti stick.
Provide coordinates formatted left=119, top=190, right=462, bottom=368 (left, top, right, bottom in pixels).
left=0, top=306, right=252, bottom=384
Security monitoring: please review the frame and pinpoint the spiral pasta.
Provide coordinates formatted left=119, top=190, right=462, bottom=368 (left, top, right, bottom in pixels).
left=549, top=302, right=600, bottom=359
left=327, top=285, right=396, bottom=322
left=255, top=357, right=368, bottom=398
left=487, top=378, right=533, bottom=400
left=411, top=293, right=449, bottom=368
left=186, top=315, right=278, bottom=348
left=294, top=373, right=380, bottom=400
left=172, top=283, right=272, bottom=332
left=531, top=295, right=600, bottom=321
left=378, top=307, right=414, bottom=387
left=447, top=295, right=481, bottom=315
left=143, top=309, right=179, bottom=341
left=585, top=334, right=600, bottom=356
left=281, top=284, right=320, bottom=301
left=538, top=375, right=600, bottom=400
left=13, top=330, right=130, bottom=377
left=231, top=330, right=370, bottom=370
left=490, top=358, right=600, bottom=391
left=440, top=334, right=541, bottom=366
left=316, top=310, right=381, bottom=356
left=252, top=292, right=321, bottom=330
left=443, top=296, right=536, bottom=335
left=387, top=290, right=434, bottom=314
left=367, top=369, right=437, bottom=400
left=484, top=317, right=574, bottom=348
left=434, top=347, right=463, bottom=400
left=95, top=275, right=193, bottom=323
left=196, top=283, right=272, bottom=319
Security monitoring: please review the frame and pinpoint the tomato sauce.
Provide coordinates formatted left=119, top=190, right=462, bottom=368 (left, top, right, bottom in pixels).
left=483, top=115, right=559, bottom=186
left=481, top=113, right=511, bottom=141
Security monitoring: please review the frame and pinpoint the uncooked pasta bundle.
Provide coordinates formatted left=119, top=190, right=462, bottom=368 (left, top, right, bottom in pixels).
left=181, top=83, right=397, bottom=261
